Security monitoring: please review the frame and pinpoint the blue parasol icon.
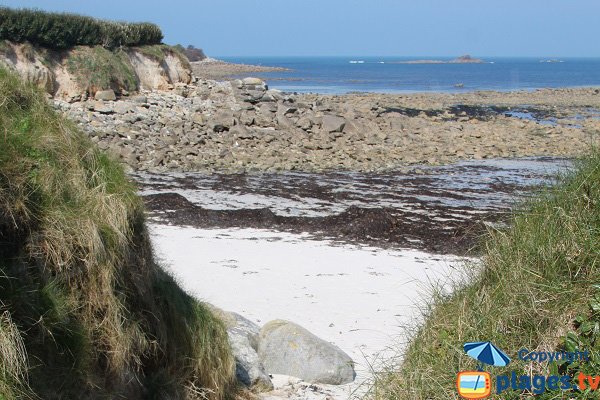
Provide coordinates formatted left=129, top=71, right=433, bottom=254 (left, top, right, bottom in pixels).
left=463, top=341, right=511, bottom=394
left=464, top=341, right=511, bottom=369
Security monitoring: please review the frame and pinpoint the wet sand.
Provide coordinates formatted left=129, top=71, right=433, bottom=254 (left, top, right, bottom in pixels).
left=136, top=157, right=570, bottom=256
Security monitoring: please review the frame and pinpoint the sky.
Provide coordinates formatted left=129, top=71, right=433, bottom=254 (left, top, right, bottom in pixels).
left=0, top=0, right=598, bottom=57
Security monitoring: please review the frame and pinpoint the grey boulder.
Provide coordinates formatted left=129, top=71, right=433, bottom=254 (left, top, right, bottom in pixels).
left=321, top=115, right=346, bottom=133
left=94, top=89, right=116, bottom=101
left=258, top=320, right=356, bottom=385
left=210, top=307, right=273, bottom=391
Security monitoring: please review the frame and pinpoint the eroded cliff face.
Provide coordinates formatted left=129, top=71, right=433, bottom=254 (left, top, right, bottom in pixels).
left=0, top=41, right=192, bottom=100
left=126, top=49, right=192, bottom=91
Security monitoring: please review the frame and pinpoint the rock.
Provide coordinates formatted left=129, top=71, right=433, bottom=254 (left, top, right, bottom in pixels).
left=208, top=111, right=235, bottom=132
left=209, top=307, right=273, bottom=391
left=242, top=77, right=266, bottom=87
left=321, top=115, right=347, bottom=133
left=258, top=320, right=355, bottom=385
left=131, top=95, right=148, bottom=104
left=113, top=101, right=134, bottom=115
left=92, top=101, right=114, bottom=114
left=94, top=89, right=117, bottom=101
left=230, top=334, right=273, bottom=390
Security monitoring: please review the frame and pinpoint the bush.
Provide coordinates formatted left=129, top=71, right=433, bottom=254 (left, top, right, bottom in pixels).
left=175, top=44, right=206, bottom=62
left=0, top=7, right=163, bottom=49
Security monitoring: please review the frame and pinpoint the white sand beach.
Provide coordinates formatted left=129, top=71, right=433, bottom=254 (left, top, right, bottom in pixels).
left=151, top=224, right=472, bottom=398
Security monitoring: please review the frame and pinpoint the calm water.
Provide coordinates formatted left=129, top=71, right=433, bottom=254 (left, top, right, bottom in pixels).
left=220, top=56, right=600, bottom=94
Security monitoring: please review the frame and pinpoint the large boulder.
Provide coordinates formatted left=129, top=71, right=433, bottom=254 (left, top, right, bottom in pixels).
left=242, top=77, right=267, bottom=88
left=321, top=115, right=346, bottom=133
left=94, top=89, right=117, bottom=101
left=258, top=320, right=355, bottom=385
left=210, top=307, right=273, bottom=391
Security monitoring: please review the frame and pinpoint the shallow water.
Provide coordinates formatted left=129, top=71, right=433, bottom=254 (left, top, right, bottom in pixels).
left=220, top=56, right=600, bottom=94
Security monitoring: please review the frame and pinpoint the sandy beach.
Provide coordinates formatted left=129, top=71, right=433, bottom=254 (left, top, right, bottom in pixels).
left=150, top=225, right=470, bottom=398
left=140, top=157, right=569, bottom=398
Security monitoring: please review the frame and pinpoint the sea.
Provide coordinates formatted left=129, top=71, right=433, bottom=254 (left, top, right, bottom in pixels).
left=219, top=56, right=600, bottom=94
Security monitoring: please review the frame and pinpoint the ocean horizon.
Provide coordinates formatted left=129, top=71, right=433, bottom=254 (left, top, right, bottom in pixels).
left=219, top=56, right=600, bottom=94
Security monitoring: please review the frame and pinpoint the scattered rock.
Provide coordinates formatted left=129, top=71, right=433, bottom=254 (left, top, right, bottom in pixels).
left=94, top=89, right=117, bottom=101
left=258, top=320, right=356, bottom=385
left=92, top=101, right=114, bottom=114
left=321, top=115, right=346, bottom=133
left=52, top=75, right=599, bottom=174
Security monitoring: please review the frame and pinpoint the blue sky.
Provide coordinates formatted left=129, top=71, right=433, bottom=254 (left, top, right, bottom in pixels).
left=0, top=0, right=598, bottom=57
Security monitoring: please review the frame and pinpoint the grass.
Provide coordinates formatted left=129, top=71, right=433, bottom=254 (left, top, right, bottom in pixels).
left=65, top=46, right=139, bottom=94
left=0, top=67, right=235, bottom=398
left=0, top=310, right=28, bottom=399
left=371, top=152, right=600, bottom=399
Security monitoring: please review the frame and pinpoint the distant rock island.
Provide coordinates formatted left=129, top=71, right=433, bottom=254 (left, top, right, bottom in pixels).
left=394, top=55, right=485, bottom=64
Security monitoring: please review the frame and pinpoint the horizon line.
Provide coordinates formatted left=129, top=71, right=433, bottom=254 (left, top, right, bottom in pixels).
left=212, top=54, right=600, bottom=59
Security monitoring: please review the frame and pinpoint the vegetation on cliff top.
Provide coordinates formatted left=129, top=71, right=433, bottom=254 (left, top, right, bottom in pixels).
left=373, top=153, right=600, bottom=399
left=0, top=67, right=234, bottom=399
left=0, top=7, right=163, bottom=49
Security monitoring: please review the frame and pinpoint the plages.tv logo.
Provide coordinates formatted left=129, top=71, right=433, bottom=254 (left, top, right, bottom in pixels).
left=456, top=341, right=511, bottom=399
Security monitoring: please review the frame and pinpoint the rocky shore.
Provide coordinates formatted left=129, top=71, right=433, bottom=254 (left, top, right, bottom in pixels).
left=191, top=59, right=289, bottom=80
left=55, top=79, right=600, bottom=173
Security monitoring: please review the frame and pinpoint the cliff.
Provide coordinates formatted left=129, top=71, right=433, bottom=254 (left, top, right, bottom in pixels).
left=0, top=40, right=192, bottom=101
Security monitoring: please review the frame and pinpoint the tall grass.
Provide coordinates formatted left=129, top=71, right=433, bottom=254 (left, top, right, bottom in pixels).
left=0, top=67, right=235, bottom=398
left=0, top=7, right=163, bottom=49
left=372, top=152, right=600, bottom=399
left=0, top=310, right=28, bottom=399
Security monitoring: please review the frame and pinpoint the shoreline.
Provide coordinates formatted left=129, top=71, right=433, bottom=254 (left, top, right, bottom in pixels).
left=268, top=85, right=600, bottom=96
left=59, top=80, right=600, bottom=174
left=190, top=59, right=290, bottom=80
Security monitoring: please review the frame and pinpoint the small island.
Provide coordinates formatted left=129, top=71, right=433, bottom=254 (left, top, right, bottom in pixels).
left=393, top=54, right=485, bottom=64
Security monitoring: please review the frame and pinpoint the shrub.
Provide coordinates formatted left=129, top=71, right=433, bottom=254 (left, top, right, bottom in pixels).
left=176, top=44, right=206, bottom=62
left=0, top=7, right=163, bottom=49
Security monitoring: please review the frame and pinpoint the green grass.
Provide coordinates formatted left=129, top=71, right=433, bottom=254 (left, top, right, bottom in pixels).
left=0, top=67, right=235, bottom=398
left=372, top=152, right=600, bottom=399
left=0, top=7, right=163, bottom=49
left=65, top=46, right=139, bottom=94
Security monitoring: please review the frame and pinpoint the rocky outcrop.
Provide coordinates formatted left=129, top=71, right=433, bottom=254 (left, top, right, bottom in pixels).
left=0, top=41, right=192, bottom=100
left=257, top=320, right=356, bottom=385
